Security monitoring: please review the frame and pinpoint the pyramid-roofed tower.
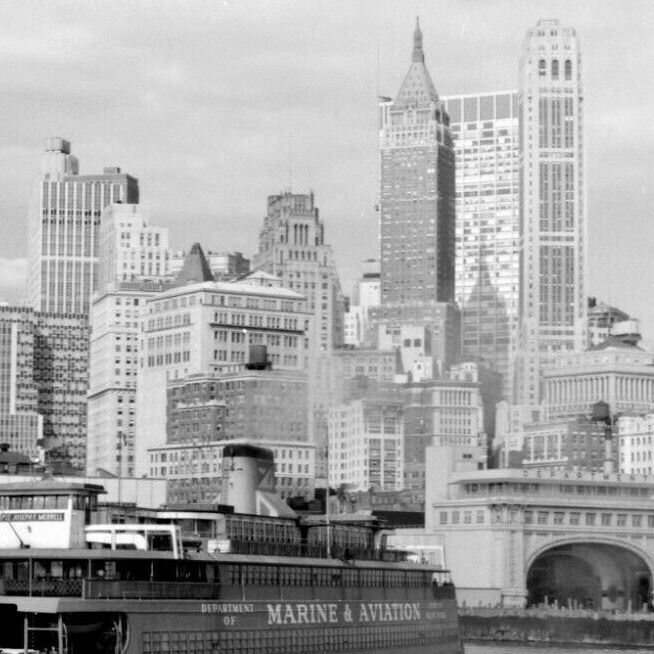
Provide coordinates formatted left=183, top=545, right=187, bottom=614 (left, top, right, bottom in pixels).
left=171, top=242, right=215, bottom=287
left=393, top=18, right=440, bottom=109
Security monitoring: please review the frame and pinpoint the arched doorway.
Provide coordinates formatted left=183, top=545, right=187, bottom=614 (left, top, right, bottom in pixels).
left=526, top=542, right=652, bottom=611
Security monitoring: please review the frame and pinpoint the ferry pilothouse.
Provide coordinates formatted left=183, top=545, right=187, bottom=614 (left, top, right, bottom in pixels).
left=0, top=444, right=462, bottom=654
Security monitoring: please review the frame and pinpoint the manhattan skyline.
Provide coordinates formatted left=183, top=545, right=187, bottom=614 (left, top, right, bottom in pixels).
left=0, top=0, right=651, bottom=339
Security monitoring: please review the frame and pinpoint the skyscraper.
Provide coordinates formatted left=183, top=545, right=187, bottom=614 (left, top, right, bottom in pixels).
left=28, top=138, right=139, bottom=315
left=515, top=20, right=587, bottom=406
left=443, top=91, right=520, bottom=399
left=253, top=191, right=344, bottom=354
left=252, top=191, right=345, bottom=479
left=378, top=19, right=455, bottom=309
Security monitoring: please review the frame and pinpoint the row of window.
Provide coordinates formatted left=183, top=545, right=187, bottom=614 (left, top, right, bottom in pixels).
left=225, top=564, right=430, bottom=589
left=142, top=625, right=458, bottom=654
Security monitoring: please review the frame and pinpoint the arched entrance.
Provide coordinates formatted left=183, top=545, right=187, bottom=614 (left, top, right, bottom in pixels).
left=526, top=542, right=652, bottom=611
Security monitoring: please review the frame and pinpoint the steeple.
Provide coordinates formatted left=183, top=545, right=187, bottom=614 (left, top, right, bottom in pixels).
left=393, top=18, right=439, bottom=109
left=413, top=17, right=424, bottom=63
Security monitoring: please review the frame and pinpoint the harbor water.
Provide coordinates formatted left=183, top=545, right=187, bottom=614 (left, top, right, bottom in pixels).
left=465, top=646, right=648, bottom=653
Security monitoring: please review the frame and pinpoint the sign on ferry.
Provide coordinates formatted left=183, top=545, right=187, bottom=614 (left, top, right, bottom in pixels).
left=200, top=601, right=431, bottom=627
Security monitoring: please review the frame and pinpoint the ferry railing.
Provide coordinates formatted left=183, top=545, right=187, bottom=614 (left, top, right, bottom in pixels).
left=2, top=578, right=83, bottom=597
left=82, top=579, right=222, bottom=600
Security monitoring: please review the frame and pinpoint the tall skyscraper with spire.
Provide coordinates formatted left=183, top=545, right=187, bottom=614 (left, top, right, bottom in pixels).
left=378, top=19, right=455, bottom=309
left=28, top=138, right=139, bottom=315
left=515, top=20, right=587, bottom=406
left=375, top=20, right=458, bottom=372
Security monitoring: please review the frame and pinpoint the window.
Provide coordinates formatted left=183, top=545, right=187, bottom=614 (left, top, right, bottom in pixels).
left=539, top=59, right=546, bottom=76
left=452, top=511, right=460, bottom=524
left=537, top=511, right=548, bottom=525
left=564, top=59, right=572, bottom=80
left=633, top=515, right=643, bottom=528
left=554, top=512, right=564, bottom=525
left=551, top=59, right=559, bottom=79
left=569, top=512, right=580, bottom=526
left=617, top=514, right=627, bottom=527
left=439, top=511, right=447, bottom=525
left=602, top=513, right=612, bottom=527
left=524, top=511, right=533, bottom=524
left=585, top=513, right=596, bottom=527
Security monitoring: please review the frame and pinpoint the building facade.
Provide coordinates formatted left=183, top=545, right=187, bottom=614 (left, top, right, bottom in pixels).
left=97, top=203, right=169, bottom=291
left=521, top=419, right=611, bottom=472
left=253, top=191, right=344, bottom=352
left=379, top=20, right=455, bottom=310
left=169, top=250, right=249, bottom=282
left=343, top=259, right=380, bottom=347
left=443, top=91, right=520, bottom=400
left=587, top=298, right=630, bottom=347
left=515, top=20, right=587, bottom=407
left=403, top=378, right=486, bottom=491
left=618, top=415, right=654, bottom=476
left=149, top=439, right=315, bottom=504
left=328, top=391, right=404, bottom=492
left=28, top=138, right=139, bottom=315
left=542, top=339, right=654, bottom=421
left=0, top=306, right=88, bottom=470
left=87, top=283, right=165, bottom=476
left=425, top=465, right=654, bottom=608
left=166, top=369, right=307, bottom=445
left=135, top=248, right=308, bottom=477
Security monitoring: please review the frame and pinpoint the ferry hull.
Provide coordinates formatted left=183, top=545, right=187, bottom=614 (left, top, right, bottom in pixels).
left=1, top=597, right=462, bottom=654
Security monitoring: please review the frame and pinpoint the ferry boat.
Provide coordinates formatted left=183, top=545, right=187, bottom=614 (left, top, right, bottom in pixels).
left=0, top=445, right=462, bottom=654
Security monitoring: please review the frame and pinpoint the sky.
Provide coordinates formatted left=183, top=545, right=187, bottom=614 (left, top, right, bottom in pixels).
left=0, top=0, right=653, bottom=339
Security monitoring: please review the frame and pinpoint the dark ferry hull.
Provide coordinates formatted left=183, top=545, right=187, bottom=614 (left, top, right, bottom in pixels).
left=0, top=596, right=462, bottom=654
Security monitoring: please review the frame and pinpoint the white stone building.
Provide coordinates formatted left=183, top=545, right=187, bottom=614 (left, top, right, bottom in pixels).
left=97, top=203, right=169, bottom=290
left=618, top=414, right=654, bottom=476
left=135, top=245, right=309, bottom=477
left=514, top=20, right=587, bottom=407
left=542, top=339, right=654, bottom=421
left=328, top=393, right=404, bottom=492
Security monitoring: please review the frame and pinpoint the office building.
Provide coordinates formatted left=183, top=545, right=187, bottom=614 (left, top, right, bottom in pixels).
left=27, top=138, right=139, bottom=315
left=378, top=20, right=455, bottom=317
left=343, top=259, right=380, bottom=347
left=403, top=376, right=486, bottom=491
left=375, top=305, right=460, bottom=378
left=87, top=204, right=170, bottom=476
left=587, top=297, right=630, bottom=347
left=166, top=369, right=308, bottom=445
left=97, top=203, right=170, bottom=291
left=135, top=244, right=309, bottom=477
left=328, top=387, right=404, bottom=492
left=521, top=419, right=611, bottom=472
left=618, top=415, right=654, bottom=476
left=169, top=250, right=249, bottom=281
left=514, top=20, right=587, bottom=406
left=87, top=282, right=165, bottom=477
left=253, top=191, right=344, bottom=352
left=443, top=91, right=520, bottom=399
left=542, top=335, right=654, bottom=421
left=0, top=306, right=88, bottom=470
left=252, top=191, right=344, bottom=478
